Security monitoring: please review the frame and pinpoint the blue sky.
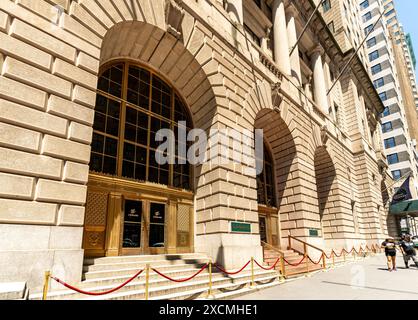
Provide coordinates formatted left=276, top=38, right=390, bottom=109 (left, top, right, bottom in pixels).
left=394, top=0, right=418, bottom=71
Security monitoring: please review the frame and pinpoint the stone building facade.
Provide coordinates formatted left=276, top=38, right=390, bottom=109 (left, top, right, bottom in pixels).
left=0, top=0, right=389, bottom=291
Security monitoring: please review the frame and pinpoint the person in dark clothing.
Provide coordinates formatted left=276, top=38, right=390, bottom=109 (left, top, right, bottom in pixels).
left=399, top=235, right=418, bottom=268
left=381, top=238, right=398, bottom=271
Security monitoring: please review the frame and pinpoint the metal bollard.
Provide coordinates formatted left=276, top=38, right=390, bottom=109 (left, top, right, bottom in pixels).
left=322, top=253, right=326, bottom=270
left=42, top=271, right=51, bottom=300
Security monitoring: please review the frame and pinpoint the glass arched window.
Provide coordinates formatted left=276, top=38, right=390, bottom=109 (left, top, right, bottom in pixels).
left=256, top=143, right=276, bottom=207
left=90, top=62, right=192, bottom=190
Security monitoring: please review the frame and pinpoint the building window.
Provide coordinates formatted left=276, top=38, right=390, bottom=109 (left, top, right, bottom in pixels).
left=244, top=24, right=261, bottom=47
left=381, top=122, right=392, bottom=133
left=364, top=24, right=374, bottom=36
left=91, top=62, right=193, bottom=190
left=362, top=12, right=372, bottom=23
left=328, top=21, right=335, bottom=33
left=371, top=64, right=382, bottom=75
left=392, top=170, right=402, bottom=180
left=382, top=107, right=390, bottom=117
left=384, top=137, right=396, bottom=149
left=367, top=37, right=377, bottom=48
left=256, top=142, right=276, bottom=208
left=322, top=0, right=331, bottom=12
left=369, top=50, right=379, bottom=61
left=360, top=0, right=369, bottom=9
left=374, top=77, right=385, bottom=89
left=379, top=91, right=387, bottom=101
left=387, top=153, right=399, bottom=165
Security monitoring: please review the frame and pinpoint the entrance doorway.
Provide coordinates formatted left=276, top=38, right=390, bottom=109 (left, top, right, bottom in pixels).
left=259, top=216, right=267, bottom=243
left=122, top=200, right=166, bottom=255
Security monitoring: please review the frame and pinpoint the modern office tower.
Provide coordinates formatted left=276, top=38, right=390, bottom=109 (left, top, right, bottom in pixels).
left=356, top=0, right=418, bottom=195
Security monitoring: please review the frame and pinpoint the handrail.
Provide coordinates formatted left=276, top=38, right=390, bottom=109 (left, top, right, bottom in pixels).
left=261, top=241, right=285, bottom=257
left=288, top=235, right=325, bottom=255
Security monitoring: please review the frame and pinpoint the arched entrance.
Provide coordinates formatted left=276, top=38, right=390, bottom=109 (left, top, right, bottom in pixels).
left=83, top=61, right=195, bottom=257
left=256, top=142, right=279, bottom=246
left=314, top=147, right=337, bottom=238
left=255, top=108, right=297, bottom=249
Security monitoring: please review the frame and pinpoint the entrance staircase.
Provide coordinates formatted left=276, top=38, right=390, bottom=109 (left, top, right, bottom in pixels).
left=263, top=248, right=323, bottom=278
left=30, top=253, right=279, bottom=300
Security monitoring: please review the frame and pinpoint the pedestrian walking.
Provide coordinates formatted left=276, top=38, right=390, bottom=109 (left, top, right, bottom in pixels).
left=381, top=238, right=398, bottom=271
left=399, top=235, right=418, bottom=269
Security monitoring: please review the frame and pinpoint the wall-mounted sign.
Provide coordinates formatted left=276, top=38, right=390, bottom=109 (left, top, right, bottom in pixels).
left=309, top=229, right=319, bottom=237
left=231, top=222, right=251, bottom=233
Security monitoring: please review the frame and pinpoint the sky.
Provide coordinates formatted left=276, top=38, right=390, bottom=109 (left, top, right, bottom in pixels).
left=394, top=0, right=418, bottom=71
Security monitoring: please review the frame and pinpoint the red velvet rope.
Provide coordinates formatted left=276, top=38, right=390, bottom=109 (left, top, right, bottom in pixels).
left=254, top=257, right=281, bottom=270
left=50, top=268, right=144, bottom=296
left=151, top=263, right=209, bottom=283
left=214, top=260, right=251, bottom=275
left=284, top=255, right=306, bottom=267
left=332, top=249, right=344, bottom=258
left=308, top=255, right=323, bottom=265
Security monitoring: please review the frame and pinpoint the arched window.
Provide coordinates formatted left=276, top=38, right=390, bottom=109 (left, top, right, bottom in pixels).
left=256, top=143, right=276, bottom=207
left=90, top=62, right=192, bottom=190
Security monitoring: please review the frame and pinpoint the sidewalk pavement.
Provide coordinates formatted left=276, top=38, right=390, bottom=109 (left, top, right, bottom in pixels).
left=236, top=254, right=418, bottom=300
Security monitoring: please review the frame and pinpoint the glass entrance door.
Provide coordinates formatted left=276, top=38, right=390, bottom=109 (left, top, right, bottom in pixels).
left=122, top=200, right=143, bottom=253
left=121, top=199, right=166, bottom=255
left=259, top=216, right=267, bottom=244
left=148, top=202, right=166, bottom=254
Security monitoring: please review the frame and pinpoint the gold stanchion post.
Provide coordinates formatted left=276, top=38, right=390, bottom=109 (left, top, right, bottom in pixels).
left=322, top=253, right=326, bottom=270
left=280, top=255, right=286, bottom=282
left=207, top=260, right=214, bottom=299
left=343, top=250, right=346, bottom=262
left=250, top=257, right=255, bottom=288
left=145, top=263, right=150, bottom=300
left=42, top=271, right=50, bottom=301
left=332, top=251, right=335, bottom=268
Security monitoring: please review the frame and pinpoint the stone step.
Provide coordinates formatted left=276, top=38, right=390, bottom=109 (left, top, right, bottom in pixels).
left=83, top=263, right=208, bottom=280
left=84, top=253, right=209, bottom=266
left=83, top=258, right=209, bottom=272
left=82, top=274, right=278, bottom=300
left=0, top=282, right=28, bottom=300
left=31, top=269, right=277, bottom=300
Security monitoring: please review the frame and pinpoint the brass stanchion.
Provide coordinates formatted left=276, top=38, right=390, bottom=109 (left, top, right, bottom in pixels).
left=305, top=254, right=311, bottom=277
left=250, top=257, right=255, bottom=288
left=280, top=255, right=286, bottom=282
left=145, top=263, right=150, bottom=300
left=207, top=260, right=214, bottom=299
left=343, top=250, right=346, bottom=262
left=332, top=251, right=335, bottom=268
left=42, top=271, right=51, bottom=300
left=322, top=253, right=326, bottom=270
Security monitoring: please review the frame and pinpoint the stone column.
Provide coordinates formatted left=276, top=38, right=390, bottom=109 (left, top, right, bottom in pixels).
left=286, top=5, right=301, bottom=83
left=323, top=59, right=333, bottom=114
left=310, top=45, right=329, bottom=114
left=272, top=0, right=291, bottom=74
left=226, top=0, right=244, bottom=25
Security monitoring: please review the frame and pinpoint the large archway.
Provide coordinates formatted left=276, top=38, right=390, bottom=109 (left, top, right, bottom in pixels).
left=313, top=146, right=337, bottom=235
left=82, top=20, right=218, bottom=257
left=255, top=108, right=297, bottom=249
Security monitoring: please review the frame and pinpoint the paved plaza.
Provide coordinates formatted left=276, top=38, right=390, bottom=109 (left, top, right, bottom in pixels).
left=238, top=254, right=418, bottom=300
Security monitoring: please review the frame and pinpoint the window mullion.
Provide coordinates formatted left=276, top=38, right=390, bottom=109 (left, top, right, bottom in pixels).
left=117, top=62, right=129, bottom=177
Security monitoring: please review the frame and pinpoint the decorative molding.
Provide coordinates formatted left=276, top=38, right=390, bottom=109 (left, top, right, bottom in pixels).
left=165, top=0, right=185, bottom=40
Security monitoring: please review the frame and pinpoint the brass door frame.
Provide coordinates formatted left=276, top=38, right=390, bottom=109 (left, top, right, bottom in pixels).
left=119, top=197, right=146, bottom=256
left=83, top=173, right=194, bottom=257
left=258, top=205, right=279, bottom=248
